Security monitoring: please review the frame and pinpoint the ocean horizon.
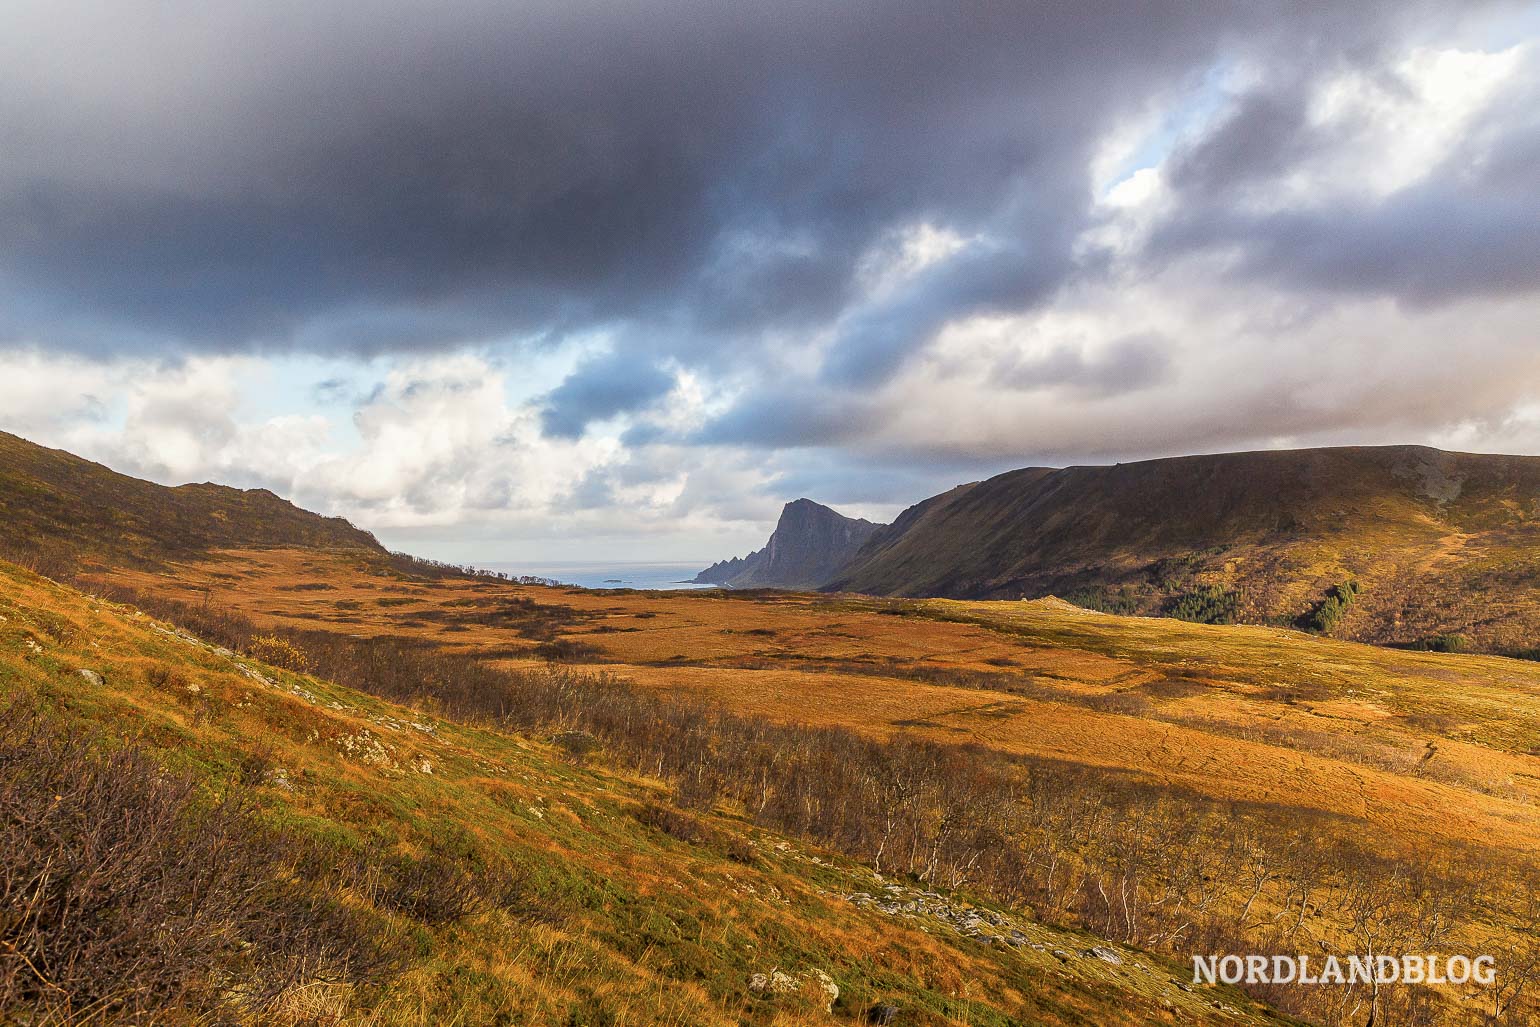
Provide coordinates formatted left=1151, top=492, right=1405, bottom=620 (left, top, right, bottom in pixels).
left=481, top=560, right=717, bottom=591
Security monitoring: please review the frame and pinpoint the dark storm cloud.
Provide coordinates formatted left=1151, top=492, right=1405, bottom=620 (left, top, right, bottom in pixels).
left=819, top=235, right=1077, bottom=388
left=558, top=470, right=618, bottom=512
left=540, top=351, right=676, bottom=438
left=766, top=454, right=1009, bottom=512
left=694, top=332, right=1172, bottom=451
left=1164, top=83, right=1327, bottom=198
left=693, top=388, right=883, bottom=449
left=0, top=0, right=1485, bottom=362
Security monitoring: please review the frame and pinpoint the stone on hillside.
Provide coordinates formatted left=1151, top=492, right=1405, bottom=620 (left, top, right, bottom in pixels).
left=75, top=668, right=105, bottom=686
left=1087, top=946, right=1123, bottom=964
left=264, top=766, right=295, bottom=791
left=748, top=970, right=798, bottom=995
left=803, top=968, right=839, bottom=1012
left=748, top=968, right=838, bottom=1012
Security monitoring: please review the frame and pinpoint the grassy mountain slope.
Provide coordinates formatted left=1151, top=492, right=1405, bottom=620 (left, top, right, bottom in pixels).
left=0, top=558, right=1290, bottom=1026
left=828, top=445, right=1540, bottom=653
left=0, top=431, right=382, bottom=570
left=95, top=544, right=1540, bottom=1024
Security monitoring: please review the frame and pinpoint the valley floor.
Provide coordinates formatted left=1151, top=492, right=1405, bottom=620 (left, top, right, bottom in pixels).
left=106, top=547, right=1540, bottom=860
left=0, top=554, right=1300, bottom=1026
left=72, top=546, right=1540, bottom=1024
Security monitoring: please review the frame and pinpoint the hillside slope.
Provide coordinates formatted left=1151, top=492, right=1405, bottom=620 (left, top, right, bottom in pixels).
left=0, top=558, right=1290, bottom=1026
left=695, top=499, right=882, bottom=589
left=94, top=543, right=1540, bottom=1024
left=828, top=445, right=1540, bottom=653
left=0, top=431, right=382, bottom=569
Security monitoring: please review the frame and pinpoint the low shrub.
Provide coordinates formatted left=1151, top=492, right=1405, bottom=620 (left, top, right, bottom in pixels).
left=375, top=849, right=486, bottom=926
left=1419, top=633, right=1468, bottom=654
left=1300, top=580, right=1360, bottom=634
left=1166, top=585, right=1239, bottom=624
left=246, top=634, right=312, bottom=673
left=551, top=729, right=603, bottom=762
left=632, top=803, right=757, bottom=864
left=531, top=638, right=601, bottom=661
left=143, top=663, right=188, bottom=690
left=0, top=698, right=395, bottom=1022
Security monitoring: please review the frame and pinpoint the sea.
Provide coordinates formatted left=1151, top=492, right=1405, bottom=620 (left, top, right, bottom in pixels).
left=481, top=561, right=717, bottom=591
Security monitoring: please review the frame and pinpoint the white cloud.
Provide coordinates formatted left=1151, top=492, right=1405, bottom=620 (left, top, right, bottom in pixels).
left=0, top=351, right=330, bottom=485
left=0, top=348, right=790, bottom=561
left=1296, top=43, right=1525, bottom=202
left=859, top=266, right=1540, bottom=465
left=855, top=222, right=977, bottom=299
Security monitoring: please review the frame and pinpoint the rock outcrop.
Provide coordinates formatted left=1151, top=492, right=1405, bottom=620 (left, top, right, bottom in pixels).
left=694, top=499, right=882, bottom=590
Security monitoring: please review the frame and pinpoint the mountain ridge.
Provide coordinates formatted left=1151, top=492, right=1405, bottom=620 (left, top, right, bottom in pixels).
left=0, top=430, right=384, bottom=569
left=694, top=497, right=882, bottom=589
left=825, top=443, right=1540, bottom=652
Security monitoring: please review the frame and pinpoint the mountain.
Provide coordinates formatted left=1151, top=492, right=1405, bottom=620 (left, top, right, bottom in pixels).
left=0, top=430, right=383, bottom=569
left=828, top=445, right=1540, bottom=653
left=694, top=498, right=882, bottom=589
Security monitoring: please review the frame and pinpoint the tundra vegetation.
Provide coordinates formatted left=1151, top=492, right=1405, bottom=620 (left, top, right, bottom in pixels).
left=20, top=547, right=1540, bottom=1027
left=4, top=555, right=1301, bottom=1027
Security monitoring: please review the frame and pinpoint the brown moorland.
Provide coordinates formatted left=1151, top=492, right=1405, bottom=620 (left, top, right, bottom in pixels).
left=90, top=543, right=1540, bottom=1023
left=99, top=547, right=1540, bottom=852
left=7, top=558, right=1289, bottom=1026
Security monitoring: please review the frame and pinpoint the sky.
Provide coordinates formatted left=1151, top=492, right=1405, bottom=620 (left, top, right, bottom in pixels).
left=2, top=1, right=1539, bottom=564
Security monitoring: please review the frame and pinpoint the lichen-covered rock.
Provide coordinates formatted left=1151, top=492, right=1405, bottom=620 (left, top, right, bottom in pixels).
left=748, top=969, right=798, bottom=995
left=334, top=729, right=401, bottom=773
left=748, top=968, right=837, bottom=1012
left=264, top=766, right=295, bottom=791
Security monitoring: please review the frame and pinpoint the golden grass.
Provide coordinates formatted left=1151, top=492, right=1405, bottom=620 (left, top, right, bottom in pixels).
left=4, top=556, right=1292, bottom=1026
left=80, top=545, right=1540, bottom=1023
left=103, top=547, right=1540, bottom=862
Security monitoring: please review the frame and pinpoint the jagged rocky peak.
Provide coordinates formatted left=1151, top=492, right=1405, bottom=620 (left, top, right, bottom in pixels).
left=694, top=498, right=883, bottom=590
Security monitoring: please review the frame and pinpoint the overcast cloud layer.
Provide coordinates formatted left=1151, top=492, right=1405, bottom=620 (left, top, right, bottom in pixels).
left=3, top=1, right=1539, bottom=562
